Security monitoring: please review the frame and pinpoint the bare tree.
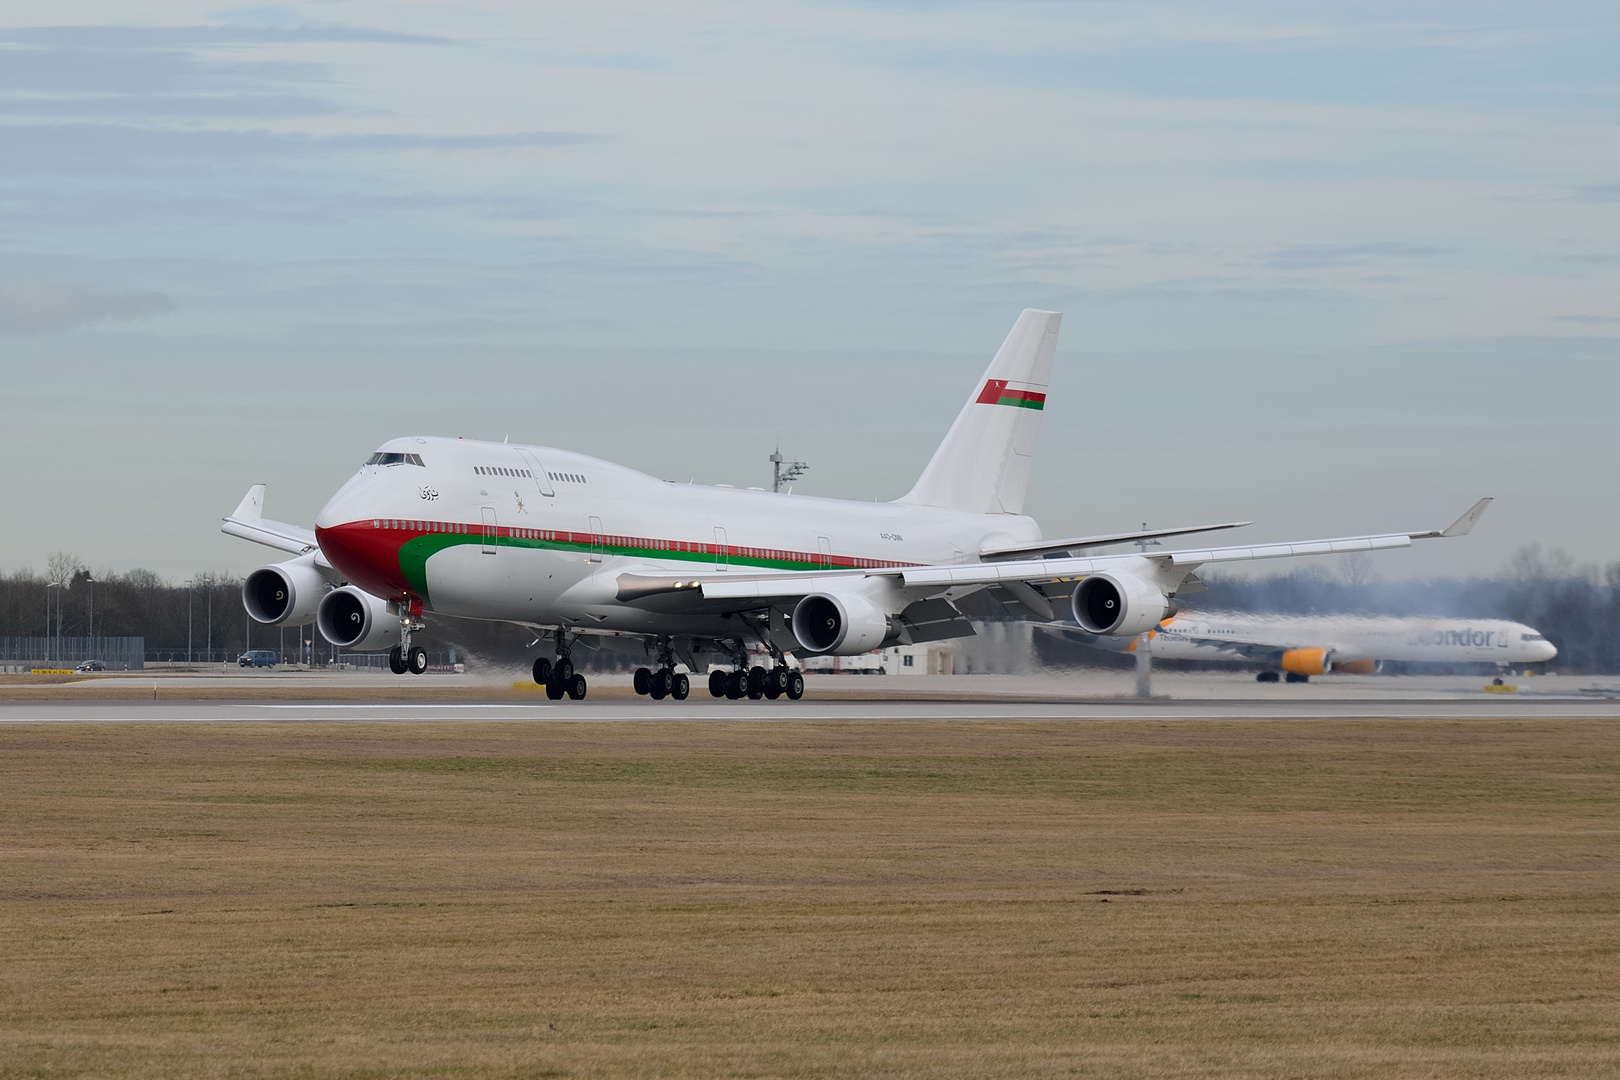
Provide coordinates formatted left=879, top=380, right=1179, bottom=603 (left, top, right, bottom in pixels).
left=45, top=550, right=85, bottom=587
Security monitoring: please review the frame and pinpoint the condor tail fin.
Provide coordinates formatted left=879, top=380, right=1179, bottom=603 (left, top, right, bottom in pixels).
left=896, top=308, right=1060, bottom=515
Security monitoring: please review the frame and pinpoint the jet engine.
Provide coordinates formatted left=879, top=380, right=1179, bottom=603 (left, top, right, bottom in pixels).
left=1281, top=647, right=1334, bottom=676
left=791, top=593, right=896, bottom=655
left=316, top=585, right=398, bottom=651
left=1071, top=573, right=1175, bottom=637
left=242, top=559, right=327, bottom=626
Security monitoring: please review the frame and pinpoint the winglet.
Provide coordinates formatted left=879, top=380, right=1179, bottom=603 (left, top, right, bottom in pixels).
left=1439, top=497, right=1492, bottom=538
left=229, top=484, right=266, bottom=524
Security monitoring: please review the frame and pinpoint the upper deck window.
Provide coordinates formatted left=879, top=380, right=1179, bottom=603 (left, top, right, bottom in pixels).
left=366, top=452, right=425, bottom=467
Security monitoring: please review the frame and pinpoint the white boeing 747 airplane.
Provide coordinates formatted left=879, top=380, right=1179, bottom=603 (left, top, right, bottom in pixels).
left=222, top=309, right=1491, bottom=702
left=1050, top=613, right=1556, bottom=682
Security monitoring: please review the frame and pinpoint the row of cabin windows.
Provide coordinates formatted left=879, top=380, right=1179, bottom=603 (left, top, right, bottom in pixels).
left=375, top=519, right=468, bottom=534
left=476, top=466, right=532, bottom=478
left=549, top=471, right=586, bottom=483
left=366, top=452, right=425, bottom=467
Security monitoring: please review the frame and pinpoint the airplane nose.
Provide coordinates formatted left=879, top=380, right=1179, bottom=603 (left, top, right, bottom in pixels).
left=1538, top=641, right=1558, bottom=661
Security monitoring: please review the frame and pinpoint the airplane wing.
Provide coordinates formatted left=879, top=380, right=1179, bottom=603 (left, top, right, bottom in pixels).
left=618, top=499, right=1491, bottom=607
left=220, top=484, right=331, bottom=567
left=979, top=520, right=1252, bottom=561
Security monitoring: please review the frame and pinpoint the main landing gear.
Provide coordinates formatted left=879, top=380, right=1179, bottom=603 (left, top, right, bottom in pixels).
left=706, top=665, right=803, bottom=701
left=532, top=630, right=587, bottom=700
left=633, top=637, right=690, bottom=700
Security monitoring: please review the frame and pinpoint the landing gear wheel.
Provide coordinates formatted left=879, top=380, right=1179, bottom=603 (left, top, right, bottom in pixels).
left=671, top=672, right=689, bottom=700
left=724, top=670, right=745, bottom=700
left=545, top=678, right=565, bottom=700
left=1256, top=671, right=1280, bottom=683
left=649, top=669, right=669, bottom=700
left=708, top=670, right=727, bottom=698
left=1285, top=672, right=1309, bottom=683
left=407, top=646, right=428, bottom=675
left=532, top=657, right=553, bottom=685
left=553, top=657, right=574, bottom=684
left=633, top=667, right=652, bottom=696
left=785, top=671, right=805, bottom=700
left=746, top=666, right=766, bottom=700
left=567, top=673, right=588, bottom=700
left=765, top=666, right=789, bottom=699
left=389, top=645, right=406, bottom=675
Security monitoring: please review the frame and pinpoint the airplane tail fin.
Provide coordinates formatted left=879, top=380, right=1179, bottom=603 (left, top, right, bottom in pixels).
left=896, top=309, right=1060, bottom=515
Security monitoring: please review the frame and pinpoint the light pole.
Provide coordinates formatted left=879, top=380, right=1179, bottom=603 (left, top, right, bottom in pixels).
left=85, top=573, right=94, bottom=655
left=45, top=582, right=59, bottom=662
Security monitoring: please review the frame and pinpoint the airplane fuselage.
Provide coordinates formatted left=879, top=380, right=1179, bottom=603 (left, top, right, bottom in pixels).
left=314, top=435, right=1042, bottom=636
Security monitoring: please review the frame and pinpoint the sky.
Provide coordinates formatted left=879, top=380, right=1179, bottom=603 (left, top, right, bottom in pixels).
left=1, top=0, right=1617, bottom=582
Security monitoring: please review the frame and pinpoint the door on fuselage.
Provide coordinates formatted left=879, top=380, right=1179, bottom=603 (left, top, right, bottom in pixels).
left=714, top=527, right=728, bottom=569
left=481, top=507, right=497, bottom=554
left=588, top=515, right=604, bottom=563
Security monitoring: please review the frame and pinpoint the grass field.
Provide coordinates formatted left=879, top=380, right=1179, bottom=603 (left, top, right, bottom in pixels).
left=1, top=718, right=1617, bottom=1078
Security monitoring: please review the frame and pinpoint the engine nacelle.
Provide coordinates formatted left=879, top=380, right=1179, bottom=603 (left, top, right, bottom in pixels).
left=791, top=593, right=896, bottom=655
left=1071, top=573, right=1175, bottom=637
left=1281, top=647, right=1334, bottom=676
left=316, top=586, right=398, bottom=651
left=242, top=559, right=328, bottom=626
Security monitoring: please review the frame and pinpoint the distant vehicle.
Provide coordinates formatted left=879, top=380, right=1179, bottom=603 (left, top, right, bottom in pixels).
left=238, top=649, right=277, bottom=668
left=1049, top=612, right=1557, bottom=682
left=75, top=660, right=105, bottom=672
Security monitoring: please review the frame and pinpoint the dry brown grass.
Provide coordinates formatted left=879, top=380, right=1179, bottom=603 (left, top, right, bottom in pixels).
left=1, top=718, right=1617, bottom=1079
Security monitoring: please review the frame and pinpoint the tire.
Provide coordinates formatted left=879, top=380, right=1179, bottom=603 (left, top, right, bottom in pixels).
left=649, top=673, right=668, bottom=700
left=725, top=670, right=745, bottom=700
left=407, top=646, right=429, bottom=675
left=746, top=666, right=766, bottom=700
left=709, top=670, right=727, bottom=697
left=554, top=657, right=574, bottom=684
left=532, top=657, right=553, bottom=685
left=1256, top=671, right=1279, bottom=683
left=771, top=666, right=790, bottom=693
left=545, top=678, right=565, bottom=700
left=653, top=668, right=674, bottom=697
left=671, top=673, right=690, bottom=700
left=1285, top=672, right=1309, bottom=683
left=389, top=645, right=407, bottom=675
left=785, top=671, right=805, bottom=700
left=567, top=673, right=588, bottom=700
left=633, top=667, right=652, bottom=695
left=763, top=679, right=781, bottom=700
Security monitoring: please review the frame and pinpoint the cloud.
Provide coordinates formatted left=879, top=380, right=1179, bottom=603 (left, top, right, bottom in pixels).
left=1263, top=242, right=1450, bottom=271
left=0, top=124, right=601, bottom=175
left=0, top=277, right=174, bottom=334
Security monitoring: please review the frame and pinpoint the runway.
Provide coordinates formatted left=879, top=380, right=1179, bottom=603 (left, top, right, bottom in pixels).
left=4, top=695, right=1620, bottom=724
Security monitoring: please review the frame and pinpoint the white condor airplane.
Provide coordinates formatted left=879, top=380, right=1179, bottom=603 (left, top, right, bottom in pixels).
left=1052, top=613, right=1556, bottom=682
left=223, top=309, right=1491, bottom=702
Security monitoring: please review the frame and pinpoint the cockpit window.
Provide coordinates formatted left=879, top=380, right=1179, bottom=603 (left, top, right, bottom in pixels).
left=366, top=452, right=425, bottom=467
left=1521, top=633, right=1546, bottom=642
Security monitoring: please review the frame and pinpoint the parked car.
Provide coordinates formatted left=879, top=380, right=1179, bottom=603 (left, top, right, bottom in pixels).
left=238, top=650, right=277, bottom=668
left=75, top=660, right=105, bottom=672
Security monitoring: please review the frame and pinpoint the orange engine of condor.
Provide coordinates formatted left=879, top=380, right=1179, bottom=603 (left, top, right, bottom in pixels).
left=1332, top=659, right=1378, bottom=675
left=1280, top=648, right=1332, bottom=676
